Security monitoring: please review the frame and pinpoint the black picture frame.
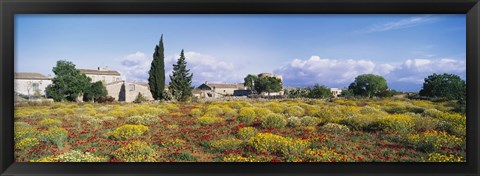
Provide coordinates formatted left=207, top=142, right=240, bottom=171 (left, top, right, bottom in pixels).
left=1, top=0, right=479, bottom=175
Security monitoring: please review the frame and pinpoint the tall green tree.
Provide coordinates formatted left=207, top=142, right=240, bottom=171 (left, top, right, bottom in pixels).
left=83, top=81, right=108, bottom=102
left=419, top=73, right=466, bottom=101
left=169, top=50, right=194, bottom=101
left=307, top=84, right=331, bottom=98
left=254, top=76, right=282, bottom=96
left=46, top=60, right=91, bottom=102
left=148, top=34, right=166, bottom=100
left=244, top=74, right=258, bottom=90
left=348, top=74, right=388, bottom=98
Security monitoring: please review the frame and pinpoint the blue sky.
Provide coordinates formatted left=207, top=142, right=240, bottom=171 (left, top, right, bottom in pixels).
left=15, top=14, right=466, bottom=91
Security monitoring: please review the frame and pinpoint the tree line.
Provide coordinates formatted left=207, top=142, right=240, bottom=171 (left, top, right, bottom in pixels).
left=284, top=73, right=466, bottom=102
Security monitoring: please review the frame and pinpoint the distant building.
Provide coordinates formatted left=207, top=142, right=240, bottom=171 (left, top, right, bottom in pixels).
left=14, top=72, right=52, bottom=97
left=79, top=67, right=121, bottom=84
left=198, top=81, right=246, bottom=97
left=330, top=88, right=343, bottom=98
left=105, top=81, right=154, bottom=102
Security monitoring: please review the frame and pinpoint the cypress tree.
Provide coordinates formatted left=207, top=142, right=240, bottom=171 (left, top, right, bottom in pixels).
left=169, top=49, right=193, bottom=101
left=148, top=35, right=166, bottom=100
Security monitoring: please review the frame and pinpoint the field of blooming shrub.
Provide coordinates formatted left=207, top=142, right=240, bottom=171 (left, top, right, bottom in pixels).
left=14, top=98, right=466, bottom=162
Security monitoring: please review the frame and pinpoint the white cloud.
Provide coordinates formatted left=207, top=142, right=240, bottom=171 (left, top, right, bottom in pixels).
left=274, top=56, right=465, bottom=90
left=363, top=15, right=433, bottom=33
left=118, top=51, right=242, bottom=86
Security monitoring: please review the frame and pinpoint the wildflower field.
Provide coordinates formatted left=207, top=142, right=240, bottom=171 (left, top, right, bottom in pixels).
left=14, top=98, right=466, bottom=162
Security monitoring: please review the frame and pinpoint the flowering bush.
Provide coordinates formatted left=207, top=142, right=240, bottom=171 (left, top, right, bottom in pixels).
left=15, top=137, right=40, bottom=150
left=161, top=138, right=186, bottom=148
left=261, top=113, right=287, bottom=129
left=285, top=106, right=304, bottom=117
left=287, top=117, right=301, bottom=127
left=320, top=123, right=350, bottom=134
left=112, top=124, right=149, bottom=140
left=195, top=116, right=224, bottom=125
left=39, top=127, right=68, bottom=149
left=300, top=116, right=319, bottom=126
left=237, top=127, right=258, bottom=139
left=113, top=141, right=157, bottom=162
left=189, top=109, right=203, bottom=117
left=378, top=114, right=415, bottom=134
left=254, top=108, right=272, bottom=119
left=223, top=154, right=258, bottom=162
left=248, top=133, right=288, bottom=154
left=407, top=130, right=463, bottom=152
left=204, top=106, right=224, bottom=117
left=238, top=107, right=257, bottom=125
left=210, top=138, right=243, bottom=151
left=58, top=150, right=108, bottom=162
left=427, top=153, right=464, bottom=162
left=39, top=118, right=62, bottom=128
left=126, top=114, right=160, bottom=126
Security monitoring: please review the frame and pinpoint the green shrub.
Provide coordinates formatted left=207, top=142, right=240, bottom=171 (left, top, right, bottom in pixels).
left=285, top=106, right=304, bottom=117
left=247, top=133, right=308, bottom=155
left=113, top=141, right=157, bottom=162
left=237, top=127, right=258, bottom=139
left=287, top=117, right=301, bottom=127
left=126, top=114, right=160, bottom=126
left=39, top=127, right=69, bottom=149
left=320, top=123, right=351, bottom=134
left=407, top=130, right=463, bottom=152
left=189, top=109, right=203, bottom=117
left=300, top=116, right=319, bottom=126
left=378, top=114, right=415, bottom=134
left=254, top=108, right=272, bottom=118
left=39, top=118, right=62, bottom=128
left=261, top=113, right=287, bottom=128
left=195, top=116, right=224, bottom=125
left=210, top=138, right=243, bottom=151
left=204, top=106, right=224, bottom=117
left=112, top=124, right=149, bottom=140
left=15, top=137, right=40, bottom=150
left=238, top=108, right=257, bottom=125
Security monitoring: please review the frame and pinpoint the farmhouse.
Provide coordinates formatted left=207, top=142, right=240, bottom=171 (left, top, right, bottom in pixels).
left=14, top=72, right=52, bottom=97
left=330, top=88, right=343, bottom=98
left=78, top=67, right=121, bottom=84
left=105, top=81, right=154, bottom=102
left=197, top=81, right=246, bottom=97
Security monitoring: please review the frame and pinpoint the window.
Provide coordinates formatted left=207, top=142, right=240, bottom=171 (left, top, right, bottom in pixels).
left=129, top=84, right=135, bottom=91
left=32, top=83, right=39, bottom=91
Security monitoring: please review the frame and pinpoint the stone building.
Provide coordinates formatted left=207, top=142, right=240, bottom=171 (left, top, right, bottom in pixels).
left=104, top=81, right=154, bottom=102
left=14, top=72, right=52, bottom=97
left=79, top=67, right=121, bottom=84
left=197, top=82, right=246, bottom=97
left=330, top=88, right=343, bottom=98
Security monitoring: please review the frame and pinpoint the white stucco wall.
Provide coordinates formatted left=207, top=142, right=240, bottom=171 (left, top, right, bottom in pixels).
left=14, top=79, right=52, bottom=96
left=125, top=83, right=154, bottom=102
left=86, top=74, right=121, bottom=84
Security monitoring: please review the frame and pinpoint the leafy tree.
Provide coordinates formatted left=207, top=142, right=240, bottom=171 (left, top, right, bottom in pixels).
left=169, top=50, right=194, bottom=101
left=419, top=73, right=466, bottom=101
left=244, top=74, right=258, bottom=90
left=307, top=84, right=331, bottom=99
left=348, top=74, right=388, bottom=98
left=254, top=76, right=282, bottom=96
left=83, top=81, right=107, bottom=102
left=340, top=88, right=355, bottom=98
left=148, top=34, right=166, bottom=100
left=46, top=60, right=91, bottom=102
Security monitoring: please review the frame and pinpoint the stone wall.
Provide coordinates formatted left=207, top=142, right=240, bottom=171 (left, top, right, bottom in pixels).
left=14, top=79, right=52, bottom=96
